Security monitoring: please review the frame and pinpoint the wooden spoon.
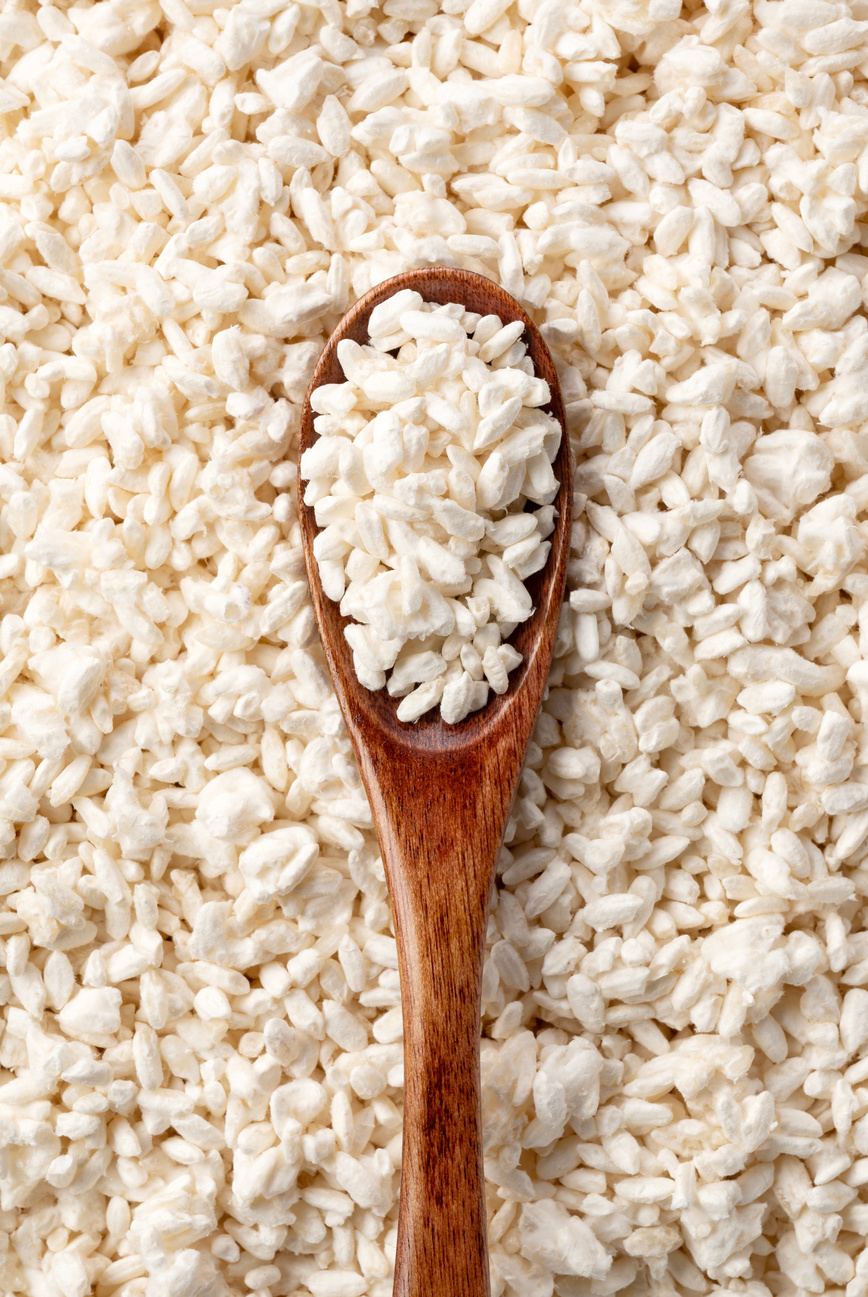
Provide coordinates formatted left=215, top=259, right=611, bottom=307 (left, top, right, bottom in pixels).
left=298, top=267, right=571, bottom=1297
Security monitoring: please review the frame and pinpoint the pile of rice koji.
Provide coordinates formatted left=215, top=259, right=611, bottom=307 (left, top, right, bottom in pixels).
left=301, top=290, right=562, bottom=724
left=1, top=1, right=868, bottom=1296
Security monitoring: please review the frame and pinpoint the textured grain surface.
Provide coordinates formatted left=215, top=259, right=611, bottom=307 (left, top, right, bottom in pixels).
left=299, top=267, right=572, bottom=1297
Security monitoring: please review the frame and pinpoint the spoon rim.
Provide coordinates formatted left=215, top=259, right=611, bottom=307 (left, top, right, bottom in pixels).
left=298, top=265, right=572, bottom=754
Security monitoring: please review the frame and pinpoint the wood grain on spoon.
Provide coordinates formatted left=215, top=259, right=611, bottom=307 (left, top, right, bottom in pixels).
left=298, top=267, right=572, bottom=1297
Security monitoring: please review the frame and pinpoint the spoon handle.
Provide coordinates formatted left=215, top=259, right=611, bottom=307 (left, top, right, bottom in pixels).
left=366, top=762, right=510, bottom=1297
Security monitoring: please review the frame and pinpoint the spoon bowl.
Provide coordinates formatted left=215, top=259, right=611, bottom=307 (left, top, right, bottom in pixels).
left=298, top=267, right=571, bottom=1297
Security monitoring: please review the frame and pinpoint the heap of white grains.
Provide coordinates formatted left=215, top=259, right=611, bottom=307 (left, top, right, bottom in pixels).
left=5, top=1, right=868, bottom=1295
left=301, top=291, right=561, bottom=723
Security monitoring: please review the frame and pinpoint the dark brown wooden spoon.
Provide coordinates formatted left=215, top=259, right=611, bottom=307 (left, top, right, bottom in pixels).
left=298, top=267, right=571, bottom=1297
